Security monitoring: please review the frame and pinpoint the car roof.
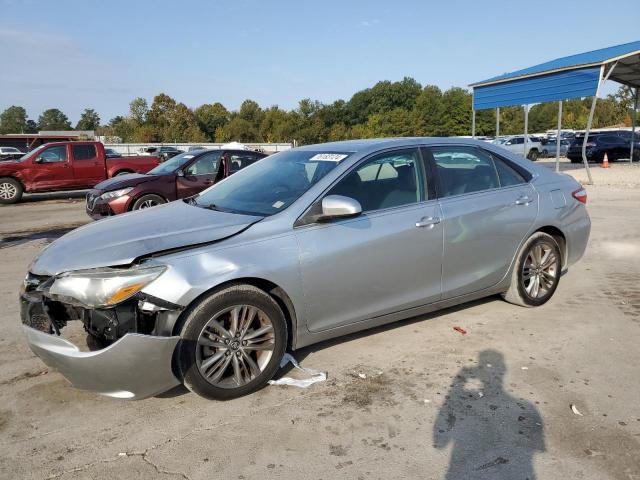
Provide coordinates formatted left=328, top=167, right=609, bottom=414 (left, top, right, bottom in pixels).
left=294, top=137, right=511, bottom=155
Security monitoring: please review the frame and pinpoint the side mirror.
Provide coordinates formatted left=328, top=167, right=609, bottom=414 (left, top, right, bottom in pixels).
left=318, top=195, right=362, bottom=221
left=34, top=156, right=43, bottom=163
left=176, top=170, right=185, bottom=177
left=505, top=141, right=512, bottom=146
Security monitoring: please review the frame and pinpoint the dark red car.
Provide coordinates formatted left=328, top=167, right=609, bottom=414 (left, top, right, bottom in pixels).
left=85, top=149, right=267, bottom=219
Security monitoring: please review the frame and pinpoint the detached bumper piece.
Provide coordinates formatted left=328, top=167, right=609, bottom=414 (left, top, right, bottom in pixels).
left=22, top=325, right=181, bottom=400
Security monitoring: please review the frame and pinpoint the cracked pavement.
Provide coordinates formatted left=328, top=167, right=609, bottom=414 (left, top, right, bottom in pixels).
left=1, top=178, right=639, bottom=479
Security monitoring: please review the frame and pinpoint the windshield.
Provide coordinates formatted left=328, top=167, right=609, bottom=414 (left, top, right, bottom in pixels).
left=148, top=151, right=197, bottom=175
left=193, top=149, right=350, bottom=216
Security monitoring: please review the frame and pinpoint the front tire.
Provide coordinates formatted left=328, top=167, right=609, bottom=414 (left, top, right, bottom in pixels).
left=527, top=149, right=539, bottom=161
left=0, top=177, right=23, bottom=204
left=131, top=194, right=165, bottom=210
left=503, top=232, right=561, bottom=307
left=177, top=284, right=287, bottom=400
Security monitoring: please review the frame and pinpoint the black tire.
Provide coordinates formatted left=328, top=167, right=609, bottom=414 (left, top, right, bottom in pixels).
left=115, top=170, right=133, bottom=176
left=502, top=232, right=561, bottom=307
left=569, top=158, right=581, bottom=164
left=527, top=149, right=539, bottom=161
left=0, top=177, right=23, bottom=204
left=131, top=194, right=166, bottom=210
left=177, top=284, right=287, bottom=400
left=541, top=149, right=548, bottom=158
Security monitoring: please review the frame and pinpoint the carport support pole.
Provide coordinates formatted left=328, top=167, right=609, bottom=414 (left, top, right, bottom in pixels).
left=496, top=107, right=500, bottom=138
left=631, top=87, right=638, bottom=164
left=582, top=62, right=616, bottom=185
left=555, top=101, right=563, bottom=172
left=523, top=105, right=529, bottom=158
left=472, top=108, right=476, bottom=139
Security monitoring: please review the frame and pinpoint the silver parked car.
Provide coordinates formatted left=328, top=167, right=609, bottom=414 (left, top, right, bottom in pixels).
left=21, top=138, right=590, bottom=400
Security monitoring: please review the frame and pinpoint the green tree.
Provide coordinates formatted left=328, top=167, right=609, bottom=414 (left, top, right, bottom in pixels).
left=414, top=85, right=445, bottom=136
left=147, top=93, right=177, bottom=130
left=37, top=108, right=71, bottom=131
left=129, top=97, right=149, bottom=125
left=441, top=88, right=472, bottom=136
left=163, top=103, right=206, bottom=142
left=75, top=108, right=100, bottom=130
left=0, top=106, right=28, bottom=134
left=194, top=102, right=229, bottom=141
left=364, top=108, right=416, bottom=137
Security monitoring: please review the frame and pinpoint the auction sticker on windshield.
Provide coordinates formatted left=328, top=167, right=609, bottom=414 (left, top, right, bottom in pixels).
left=310, top=153, right=349, bottom=162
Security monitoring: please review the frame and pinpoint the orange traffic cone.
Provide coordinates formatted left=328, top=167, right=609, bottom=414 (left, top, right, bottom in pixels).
left=602, top=152, right=610, bottom=168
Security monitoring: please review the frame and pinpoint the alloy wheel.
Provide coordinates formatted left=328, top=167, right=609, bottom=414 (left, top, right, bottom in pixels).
left=0, top=182, right=17, bottom=200
left=138, top=199, right=158, bottom=209
left=196, top=305, right=275, bottom=388
left=521, top=242, right=558, bottom=299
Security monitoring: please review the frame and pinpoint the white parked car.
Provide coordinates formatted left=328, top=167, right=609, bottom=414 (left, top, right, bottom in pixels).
left=495, top=136, right=542, bottom=161
left=0, top=146, right=25, bottom=161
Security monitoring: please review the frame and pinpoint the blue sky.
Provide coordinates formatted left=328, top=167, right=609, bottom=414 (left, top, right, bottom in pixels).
left=1, top=0, right=637, bottom=124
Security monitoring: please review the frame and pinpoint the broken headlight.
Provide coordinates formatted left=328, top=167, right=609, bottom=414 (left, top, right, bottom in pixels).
left=48, top=266, right=166, bottom=308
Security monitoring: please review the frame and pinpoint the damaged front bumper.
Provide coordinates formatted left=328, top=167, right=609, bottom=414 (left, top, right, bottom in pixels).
left=20, top=289, right=181, bottom=400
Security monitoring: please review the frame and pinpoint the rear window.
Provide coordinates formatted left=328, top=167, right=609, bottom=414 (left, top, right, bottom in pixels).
left=72, top=144, right=97, bottom=160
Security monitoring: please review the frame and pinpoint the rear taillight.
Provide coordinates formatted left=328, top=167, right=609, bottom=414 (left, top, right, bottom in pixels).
left=572, top=187, right=587, bottom=204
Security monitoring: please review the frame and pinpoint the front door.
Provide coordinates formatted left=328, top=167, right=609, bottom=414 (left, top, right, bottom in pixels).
left=425, top=146, right=538, bottom=299
left=176, top=151, right=222, bottom=198
left=295, top=148, right=443, bottom=333
left=30, top=145, right=75, bottom=190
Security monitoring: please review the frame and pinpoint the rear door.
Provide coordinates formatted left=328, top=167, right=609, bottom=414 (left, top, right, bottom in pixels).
left=71, top=143, right=103, bottom=187
left=176, top=151, right=222, bottom=198
left=295, top=148, right=443, bottom=332
left=424, top=145, right=538, bottom=299
left=30, top=144, right=75, bottom=189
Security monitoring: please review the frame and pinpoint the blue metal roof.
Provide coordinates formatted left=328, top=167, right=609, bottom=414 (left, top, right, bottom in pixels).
left=473, top=67, right=601, bottom=110
left=471, top=41, right=640, bottom=86
left=470, top=41, right=640, bottom=110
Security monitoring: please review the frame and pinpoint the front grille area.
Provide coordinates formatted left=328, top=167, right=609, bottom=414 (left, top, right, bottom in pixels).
left=86, top=192, right=99, bottom=210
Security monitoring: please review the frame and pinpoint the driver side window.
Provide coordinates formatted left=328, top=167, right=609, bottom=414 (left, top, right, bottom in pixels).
left=184, top=152, right=221, bottom=176
left=327, top=149, right=423, bottom=212
left=39, top=146, right=68, bottom=163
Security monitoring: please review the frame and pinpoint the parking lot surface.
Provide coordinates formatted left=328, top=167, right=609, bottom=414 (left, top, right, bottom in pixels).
left=1, top=161, right=639, bottom=480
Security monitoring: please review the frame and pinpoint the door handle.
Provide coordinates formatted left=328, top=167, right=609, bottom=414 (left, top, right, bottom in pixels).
left=514, top=195, right=532, bottom=206
left=416, top=216, right=441, bottom=228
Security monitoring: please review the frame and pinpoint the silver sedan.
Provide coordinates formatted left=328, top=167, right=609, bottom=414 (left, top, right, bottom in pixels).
left=21, top=138, right=590, bottom=400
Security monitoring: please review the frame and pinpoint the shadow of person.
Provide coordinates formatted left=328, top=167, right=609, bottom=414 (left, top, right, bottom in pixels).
left=433, top=350, right=545, bottom=479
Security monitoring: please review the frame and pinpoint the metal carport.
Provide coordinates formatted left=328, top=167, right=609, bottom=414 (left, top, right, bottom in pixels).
left=469, top=41, right=640, bottom=184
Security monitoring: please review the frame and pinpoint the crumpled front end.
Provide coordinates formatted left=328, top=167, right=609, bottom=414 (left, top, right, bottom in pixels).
left=20, top=278, right=182, bottom=400
left=22, top=325, right=180, bottom=399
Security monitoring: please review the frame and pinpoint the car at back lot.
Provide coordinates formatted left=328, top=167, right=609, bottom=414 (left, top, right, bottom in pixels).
left=567, top=132, right=640, bottom=163
left=0, top=146, right=25, bottom=161
left=85, top=148, right=267, bottom=219
left=21, top=138, right=590, bottom=401
left=494, top=135, right=542, bottom=161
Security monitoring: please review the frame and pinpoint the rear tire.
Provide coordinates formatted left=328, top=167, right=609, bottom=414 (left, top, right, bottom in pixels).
left=0, top=177, right=23, bottom=204
left=131, top=194, right=165, bottom=210
left=502, top=232, right=561, bottom=307
left=177, top=284, right=287, bottom=400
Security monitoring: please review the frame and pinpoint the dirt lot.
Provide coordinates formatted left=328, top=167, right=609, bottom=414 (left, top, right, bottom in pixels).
left=1, top=160, right=639, bottom=480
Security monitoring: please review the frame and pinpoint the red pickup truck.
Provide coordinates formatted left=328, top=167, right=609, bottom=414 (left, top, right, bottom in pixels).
left=0, top=141, right=159, bottom=204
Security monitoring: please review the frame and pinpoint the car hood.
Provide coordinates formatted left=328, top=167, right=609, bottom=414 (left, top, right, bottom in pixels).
left=93, top=173, right=162, bottom=191
left=30, top=200, right=263, bottom=276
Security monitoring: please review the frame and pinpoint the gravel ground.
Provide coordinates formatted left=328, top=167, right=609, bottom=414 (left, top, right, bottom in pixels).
left=0, top=174, right=639, bottom=480
left=538, top=157, right=640, bottom=187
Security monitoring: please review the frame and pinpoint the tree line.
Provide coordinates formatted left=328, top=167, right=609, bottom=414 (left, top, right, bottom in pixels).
left=0, top=78, right=636, bottom=144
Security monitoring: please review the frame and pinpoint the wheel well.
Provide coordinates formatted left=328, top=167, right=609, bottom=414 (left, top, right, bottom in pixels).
left=535, top=226, right=566, bottom=268
left=113, top=169, right=133, bottom=176
left=0, top=176, right=23, bottom=188
left=171, top=278, right=298, bottom=350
